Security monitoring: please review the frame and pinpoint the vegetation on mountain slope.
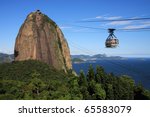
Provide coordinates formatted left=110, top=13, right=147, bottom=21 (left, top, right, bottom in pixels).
left=0, top=60, right=149, bottom=100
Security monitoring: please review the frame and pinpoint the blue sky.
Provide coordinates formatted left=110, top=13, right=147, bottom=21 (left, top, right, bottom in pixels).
left=0, top=0, right=150, bottom=57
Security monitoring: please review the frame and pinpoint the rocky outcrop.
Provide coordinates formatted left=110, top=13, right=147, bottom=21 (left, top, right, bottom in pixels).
left=14, top=10, right=72, bottom=72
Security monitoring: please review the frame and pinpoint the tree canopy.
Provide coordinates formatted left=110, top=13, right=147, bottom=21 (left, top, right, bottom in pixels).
left=0, top=60, right=150, bottom=100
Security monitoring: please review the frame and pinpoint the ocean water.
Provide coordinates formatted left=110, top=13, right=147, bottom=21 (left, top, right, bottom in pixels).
left=72, top=58, right=150, bottom=89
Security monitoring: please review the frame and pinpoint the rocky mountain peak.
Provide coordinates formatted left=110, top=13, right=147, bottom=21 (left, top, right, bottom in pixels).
left=14, top=10, right=72, bottom=72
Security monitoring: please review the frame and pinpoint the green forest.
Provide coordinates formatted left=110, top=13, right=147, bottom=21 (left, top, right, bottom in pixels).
left=0, top=60, right=150, bottom=100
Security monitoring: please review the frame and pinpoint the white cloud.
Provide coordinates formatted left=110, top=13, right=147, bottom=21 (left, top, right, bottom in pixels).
left=0, top=49, right=13, bottom=54
left=105, top=16, right=122, bottom=20
left=107, top=21, right=132, bottom=26
left=123, top=25, right=142, bottom=29
left=81, top=15, right=121, bottom=21
left=78, top=15, right=150, bottom=30
left=142, top=21, right=150, bottom=25
left=95, top=16, right=103, bottom=19
left=82, top=16, right=104, bottom=21
left=123, top=23, right=150, bottom=29
left=60, top=26, right=72, bottom=29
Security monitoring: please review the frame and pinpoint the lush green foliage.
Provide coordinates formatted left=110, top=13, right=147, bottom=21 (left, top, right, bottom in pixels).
left=0, top=60, right=150, bottom=100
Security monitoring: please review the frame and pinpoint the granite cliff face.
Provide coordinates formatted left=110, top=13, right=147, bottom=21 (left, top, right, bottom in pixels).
left=14, top=10, right=72, bottom=72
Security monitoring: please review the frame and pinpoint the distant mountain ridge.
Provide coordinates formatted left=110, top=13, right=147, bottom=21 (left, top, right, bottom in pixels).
left=0, top=53, right=124, bottom=63
left=71, top=54, right=123, bottom=62
left=0, top=53, right=14, bottom=63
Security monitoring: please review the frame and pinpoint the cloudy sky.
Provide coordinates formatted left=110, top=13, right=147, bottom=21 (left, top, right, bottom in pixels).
left=0, top=0, right=150, bottom=57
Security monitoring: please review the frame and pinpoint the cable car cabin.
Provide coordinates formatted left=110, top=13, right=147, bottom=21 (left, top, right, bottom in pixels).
left=105, top=38, right=119, bottom=48
left=105, top=28, right=119, bottom=48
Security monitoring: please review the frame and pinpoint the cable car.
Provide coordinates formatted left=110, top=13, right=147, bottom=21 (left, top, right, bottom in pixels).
left=105, top=28, right=119, bottom=48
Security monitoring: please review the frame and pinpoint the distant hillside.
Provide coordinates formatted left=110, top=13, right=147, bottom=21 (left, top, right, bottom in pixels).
left=0, top=53, right=14, bottom=63
left=0, top=53, right=146, bottom=64
left=0, top=53, right=122, bottom=64
left=71, top=55, right=91, bottom=60
left=72, top=58, right=85, bottom=63
left=71, top=54, right=123, bottom=61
